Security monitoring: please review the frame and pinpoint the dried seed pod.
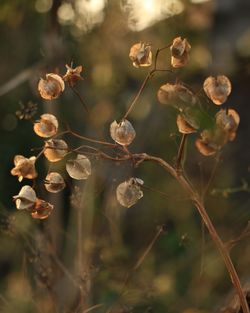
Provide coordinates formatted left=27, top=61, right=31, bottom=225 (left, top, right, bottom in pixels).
left=110, top=119, right=136, bottom=146
left=44, top=172, right=65, bottom=193
left=129, top=42, right=152, bottom=68
left=203, top=75, right=231, bottom=105
left=38, top=73, right=65, bottom=100
left=63, top=64, right=83, bottom=86
left=34, top=114, right=58, bottom=138
left=176, top=114, right=197, bottom=134
left=11, top=155, right=37, bottom=182
left=116, top=178, right=144, bottom=208
left=170, top=37, right=191, bottom=68
left=31, top=199, right=54, bottom=219
left=195, top=138, right=218, bottom=156
left=215, top=109, right=240, bottom=141
left=66, top=154, right=91, bottom=180
left=44, top=139, right=68, bottom=162
left=13, top=185, right=37, bottom=211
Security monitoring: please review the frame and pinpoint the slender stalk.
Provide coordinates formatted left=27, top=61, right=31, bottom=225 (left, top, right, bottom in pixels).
left=176, top=134, right=187, bottom=172
left=69, top=84, right=90, bottom=114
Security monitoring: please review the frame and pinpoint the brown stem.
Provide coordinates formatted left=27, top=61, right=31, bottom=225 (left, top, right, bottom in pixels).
left=176, top=134, right=187, bottom=172
left=69, top=83, right=90, bottom=114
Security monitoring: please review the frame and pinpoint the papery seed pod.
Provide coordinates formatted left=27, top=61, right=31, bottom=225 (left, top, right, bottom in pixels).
left=44, top=172, right=65, bottom=193
left=13, top=185, right=37, bottom=210
left=176, top=114, right=197, bottom=134
left=66, top=154, right=91, bottom=180
left=44, top=139, right=68, bottom=162
left=215, top=109, right=240, bottom=141
left=34, top=114, right=59, bottom=138
left=195, top=138, right=218, bottom=156
left=38, top=73, right=65, bottom=100
left=31, top=199, right=54, bottom=219
left=63, top=64, right=83, bottom=86
left=110, top=119, right=136, bottom=146
left=116, top=178, right=144, bottom=208
left=11, top=155, right=37, bottom=182
left=129, top=42, right=152, bottom=68
left=203, top=75, right=231, bottom=105
left=170, top=37, right=191, bottom=68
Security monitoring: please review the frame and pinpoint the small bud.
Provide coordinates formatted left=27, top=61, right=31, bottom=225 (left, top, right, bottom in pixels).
left=44, top=139, right=68, bottom=162
left=170, top=37, right=191, bottom=68
left=34, top=114, right=58, bottom=138
left=11, top=155, right=37, bottom=182
left=66, top=154, right=91, bottom=180
left=63, top=64, right=83, bottom=86
left=38, top=73, right=65, bottom=100
left=215, top=109, right=240, bottom=141
left=129, top=42, right=152, bottom=68
left=44, top=172, right=65, bottom=193
left=116, top=178, right=144, bottom=208
left=203, top=75, right=231, bottom=105
left=31, top=199, right=54, bottom=219
left=13, top=185, right=37, bottom=211
left=110, top=119, right=136, bottom=146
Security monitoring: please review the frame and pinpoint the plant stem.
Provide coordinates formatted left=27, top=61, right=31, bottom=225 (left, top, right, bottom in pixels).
left=176, top=134, right=187, bottom=172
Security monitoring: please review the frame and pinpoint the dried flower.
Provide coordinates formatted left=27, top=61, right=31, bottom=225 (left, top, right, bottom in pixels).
left=66, top=154, right=91, bottom=180
left=116, top=178, right=144, bottom=208
left=16, top=101, right=37, bottom=120
left=129, top=42, right=152, bottom=68
left=44, top=139, right=68, bottom=162
left=170, top=37, right=191, bottom=68
left=63, top=64, right=83, bottom=86
left=34, top=114, right=59, bottom=138
left=215, top=109, right=240, bottom=141
left=13, top=185, right=37, bottom=211
left=31, top=199, right=54, bottom=219
left=11, top=155, right=37, bottom=182
left=44, top=172, right=65, bottom=193
left=203, top=75, right=231, bottom=105
left=110, top=119, right=136, bottom=146
left=38, top=73, right=65, bottom=100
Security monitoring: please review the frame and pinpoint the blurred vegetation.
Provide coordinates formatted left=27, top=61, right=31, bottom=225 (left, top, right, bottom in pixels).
left=0, top=0, right=249, bottom=312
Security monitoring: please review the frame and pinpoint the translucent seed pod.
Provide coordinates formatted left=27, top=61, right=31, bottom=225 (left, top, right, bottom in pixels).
left=11, top=155, right=37, bottom=182
left=66, top=154, right=91, bottom=180
left=44, top=172, right=65, bottom=193
left=129, top=42, right=152, bottom=68
left=13, top=185, right=37, bottom=211
left=203, top=75, right=231, bottom=105
left=215, top=109, right=240, bottom=141
left=34, top=113, right=59, bottom=138
left=195, top=138, right=217, bottom=156
left=31, top=199, right=54, bottom=219
left=170, top=37, right=191, bottom=68
left=44, top=139, right=68, bottom=162
left=110, top=119, right=136, bottom=146
left=116, top=178, right=144, bottom=208
left=38, top=73, right=65, bottom=100
left=176, top=114, right=197, bottom=134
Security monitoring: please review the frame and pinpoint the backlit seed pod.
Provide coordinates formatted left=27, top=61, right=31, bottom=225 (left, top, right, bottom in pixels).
left=44, top=172, right=65, bottom=193
left=13, top=185, right=37, bottom=211
left=34, top=114, right=58, bottom=138
left=116, top=178, right=144, bottom=208
left=11, top=155, right=37, bottom=182
left=63, top=64, right=83, bottom=86
left=195, top=138, right=217, bottom=156
left=44, top=139, right=68, bottom=162
left=129, top=42, right=152, bottom=68
left=38, top=73, right=65, bottom=100
left=203, top=75, right=231, bottom=105
left=176, top=114, right=197, bottom=134
left=170, top=37, right=191, bottom=68
left=66, top=154, right=91, bottom=180
left=110, top=119, right=136, bottom=146
left=215, top=109, right=240, bottom=141
left=31, top=199, right=54, bottom=219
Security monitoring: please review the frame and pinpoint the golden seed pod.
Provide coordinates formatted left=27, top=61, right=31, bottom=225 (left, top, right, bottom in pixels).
left=116, top=178, right=144, bottom=208
left=31, top=199, right=54, bottom=220
left=203, top=75, right=232, bottom=105
left=63, top=64, right=83, bottom=86
left=44, top=172, right=65, bottom=193
left=110, top=119, right=136, bottom=146
left=176, top=114, right=197, bottom=134
left=38, top=73, right=65, bottom=100
left=215, top=109, right=240, bottom=141
left=44, top=139, right=68, bottom=162
left=129, top=42, right=152, bottom=68
left=170, top=37, right=191, bottom=68
left=66, top=154, right=91, bottom=180
left=13, top=185, right=37, bottom=211
left=195, top=138, right=218, bottom=156
left=11, top=155, right=37, bottom=182
left=34, top=113, right=59, bottom=138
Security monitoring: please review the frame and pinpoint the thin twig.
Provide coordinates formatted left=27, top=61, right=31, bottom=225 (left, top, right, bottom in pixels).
left=69, top=83, right=90, bottom=114
left=176, top=134, right=187, bottom=172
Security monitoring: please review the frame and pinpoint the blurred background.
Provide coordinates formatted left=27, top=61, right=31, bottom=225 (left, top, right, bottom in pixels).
left=0, top=0, right=249, bottom=312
